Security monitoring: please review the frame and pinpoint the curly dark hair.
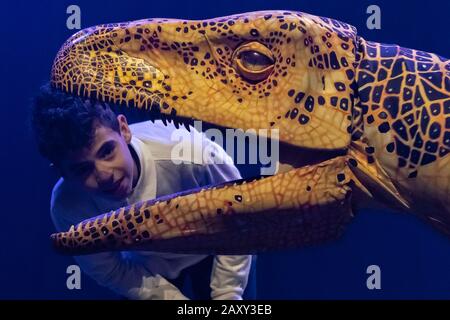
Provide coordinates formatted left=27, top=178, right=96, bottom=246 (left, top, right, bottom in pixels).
left=31, top=83, right=120, bottom=166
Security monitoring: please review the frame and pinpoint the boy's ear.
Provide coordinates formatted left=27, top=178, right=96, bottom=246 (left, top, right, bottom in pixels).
left=117, top=114, right=132, bottom=143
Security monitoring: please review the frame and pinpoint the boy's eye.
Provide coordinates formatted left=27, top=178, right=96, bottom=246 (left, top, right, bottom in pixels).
left=101, top=143, right=116, bottom=159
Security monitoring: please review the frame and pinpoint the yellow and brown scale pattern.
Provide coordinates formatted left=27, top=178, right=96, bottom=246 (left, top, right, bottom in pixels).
left=353, top=38, right=450, bottom=229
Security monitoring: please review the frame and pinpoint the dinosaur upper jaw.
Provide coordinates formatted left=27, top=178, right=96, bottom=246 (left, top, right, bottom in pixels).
left=51, top=10, right=357, bottom=152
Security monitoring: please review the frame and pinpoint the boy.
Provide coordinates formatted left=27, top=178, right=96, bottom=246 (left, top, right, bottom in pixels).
left=31, top=84, right=254, bottom=300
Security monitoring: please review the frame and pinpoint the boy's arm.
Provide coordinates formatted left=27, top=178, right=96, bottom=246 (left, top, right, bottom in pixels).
left=210, top=255, right=252, bottom=300
left=196, top=141, right=253, bottom=300
left=50, top=189, right=188, bottom=300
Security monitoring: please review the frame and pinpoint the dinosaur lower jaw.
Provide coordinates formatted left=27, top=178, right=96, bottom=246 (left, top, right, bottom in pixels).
left=51, top=154, right=355, bottom=255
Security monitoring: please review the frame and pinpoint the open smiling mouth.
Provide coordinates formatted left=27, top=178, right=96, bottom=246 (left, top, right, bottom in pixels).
left=102, top=176, right=125, bottom=196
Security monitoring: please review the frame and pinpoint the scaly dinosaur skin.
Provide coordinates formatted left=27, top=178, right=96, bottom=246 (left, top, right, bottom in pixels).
left=49, top=10, right=450, bottom=254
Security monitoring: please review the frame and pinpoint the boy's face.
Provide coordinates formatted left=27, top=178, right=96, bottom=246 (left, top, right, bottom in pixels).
left=59, top=115, right=139, bottom=200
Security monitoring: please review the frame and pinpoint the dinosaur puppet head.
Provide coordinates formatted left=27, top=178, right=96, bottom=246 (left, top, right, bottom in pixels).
left=50, top=11, right=368, bottom=254
left=51, top=10, right=359, bottom=151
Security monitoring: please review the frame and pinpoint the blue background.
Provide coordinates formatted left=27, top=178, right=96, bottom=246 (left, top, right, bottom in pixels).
left=1, top=0, right=450, bottom=299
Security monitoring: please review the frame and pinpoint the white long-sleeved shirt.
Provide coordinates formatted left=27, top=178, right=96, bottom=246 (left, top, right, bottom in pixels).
left=50, top=120, right=252, bottom=300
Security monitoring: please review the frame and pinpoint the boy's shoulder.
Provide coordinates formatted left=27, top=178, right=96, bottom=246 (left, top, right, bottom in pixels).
left=51, top=177, right=84, bottom=206
left=50, top=177, right=95, bottom=230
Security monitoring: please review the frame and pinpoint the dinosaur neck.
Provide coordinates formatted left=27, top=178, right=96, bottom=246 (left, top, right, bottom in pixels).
left=352, top=36, right=387, bottom=147
left=354, top=36, right=449, bottom=165
left=353, top=36, right=420, bottom=152
left=346, top=37, right=416, bottom=210
left=349, top=36, right=450, bottom=214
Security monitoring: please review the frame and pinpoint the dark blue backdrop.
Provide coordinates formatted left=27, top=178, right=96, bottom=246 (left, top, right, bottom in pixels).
left=2, top=0, right=450, bottom=299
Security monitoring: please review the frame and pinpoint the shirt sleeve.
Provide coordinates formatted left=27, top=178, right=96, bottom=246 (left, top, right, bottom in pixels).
left=50, top=184, right=188, bottom=300
left=196, top=141, right=253, bottom=300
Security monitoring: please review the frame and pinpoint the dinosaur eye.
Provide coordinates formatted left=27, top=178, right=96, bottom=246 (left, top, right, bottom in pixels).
left=238, top=51, right=274, bottom=71
left=232, top=42, right=275, bottom=83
